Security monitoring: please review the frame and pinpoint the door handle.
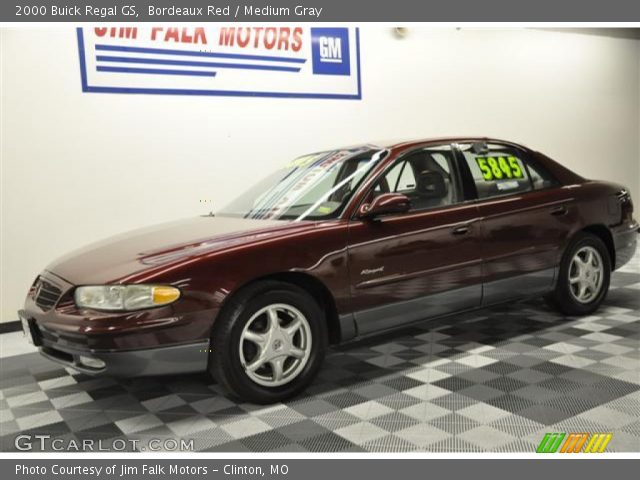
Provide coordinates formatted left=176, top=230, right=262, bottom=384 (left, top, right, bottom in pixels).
left=550, top=205, right=569, bottom=216
left=452, top=225, right=470, bottom=235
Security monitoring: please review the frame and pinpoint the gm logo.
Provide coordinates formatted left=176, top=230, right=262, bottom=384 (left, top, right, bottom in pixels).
left=311, top=28, right=350, bottom=76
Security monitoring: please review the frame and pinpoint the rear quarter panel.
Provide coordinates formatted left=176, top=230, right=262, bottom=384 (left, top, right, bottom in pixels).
left=565, top=181, right=636, bottom=268
left=571, top=181, right=624, bottom=229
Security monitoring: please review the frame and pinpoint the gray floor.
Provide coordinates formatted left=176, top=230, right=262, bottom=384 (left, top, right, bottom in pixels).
left=1, top=251, right=639, bottom=452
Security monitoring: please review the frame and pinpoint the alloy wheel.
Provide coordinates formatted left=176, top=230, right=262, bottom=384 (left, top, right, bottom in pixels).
left=568, top=246, right=604, bottom=304
left=239, top=303, right=312, bottom=387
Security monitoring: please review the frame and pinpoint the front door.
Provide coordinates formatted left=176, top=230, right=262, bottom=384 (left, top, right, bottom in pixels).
left=347, top=144, right=483, bottom=336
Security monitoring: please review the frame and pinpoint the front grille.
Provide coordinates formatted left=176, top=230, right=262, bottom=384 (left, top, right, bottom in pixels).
left=34, top=279, right=62, bottom=310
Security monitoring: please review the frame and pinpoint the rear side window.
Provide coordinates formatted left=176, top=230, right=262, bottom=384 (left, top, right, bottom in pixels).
left=527, top=159, right=559, bottom=190
left=460, top=143, right=532, bottom=199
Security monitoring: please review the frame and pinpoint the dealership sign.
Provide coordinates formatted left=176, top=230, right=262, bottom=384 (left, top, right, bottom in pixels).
left=76, top=27, right=361, bottom=99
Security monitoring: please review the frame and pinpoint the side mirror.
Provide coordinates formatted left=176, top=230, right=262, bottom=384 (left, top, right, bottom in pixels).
left=358, top=193, right=411, bottom=219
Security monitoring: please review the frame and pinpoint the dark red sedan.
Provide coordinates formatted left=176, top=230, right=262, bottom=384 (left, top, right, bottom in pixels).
left=20, top=138, right=638, bottom=403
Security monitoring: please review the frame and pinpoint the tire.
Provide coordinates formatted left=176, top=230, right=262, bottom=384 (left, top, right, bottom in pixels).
left=208, top=280, right=328, bottom=404
left=546, top=232, right=611, bottom=316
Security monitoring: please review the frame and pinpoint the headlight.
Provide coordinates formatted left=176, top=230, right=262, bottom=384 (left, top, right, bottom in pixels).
left=74, top=285, right=181, bottom=311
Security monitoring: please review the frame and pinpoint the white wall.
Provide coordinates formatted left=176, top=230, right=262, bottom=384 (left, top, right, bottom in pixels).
left=1, top=27, right=639, bottom=322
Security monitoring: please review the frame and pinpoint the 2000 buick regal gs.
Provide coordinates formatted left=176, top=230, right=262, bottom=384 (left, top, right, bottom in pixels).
left=20, top=138, right=638, bottom=403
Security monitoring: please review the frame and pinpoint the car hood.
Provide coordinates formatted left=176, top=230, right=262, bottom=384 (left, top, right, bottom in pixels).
left=46, top=215, right=313, bottom=285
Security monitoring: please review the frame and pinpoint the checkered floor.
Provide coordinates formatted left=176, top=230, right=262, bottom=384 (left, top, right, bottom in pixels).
left=1, top=251, right=639, bottom=452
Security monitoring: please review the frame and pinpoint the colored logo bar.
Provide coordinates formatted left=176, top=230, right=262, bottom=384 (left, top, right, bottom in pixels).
left=537, top=433, right=613, bottom=453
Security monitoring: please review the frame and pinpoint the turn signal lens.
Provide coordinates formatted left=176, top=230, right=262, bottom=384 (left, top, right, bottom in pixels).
left=152, top=286, right=181, bottom=305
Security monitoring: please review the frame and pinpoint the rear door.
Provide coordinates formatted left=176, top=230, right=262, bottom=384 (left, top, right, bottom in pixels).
left=455, top=141, right=576, bottom=305
left=347, top=144, right=483, bottom=335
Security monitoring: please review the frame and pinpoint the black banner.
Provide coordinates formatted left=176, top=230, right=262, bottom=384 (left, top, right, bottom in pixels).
left=4, top=0, right=640, bottom=22
left=4, top=459, right=639, bottom=480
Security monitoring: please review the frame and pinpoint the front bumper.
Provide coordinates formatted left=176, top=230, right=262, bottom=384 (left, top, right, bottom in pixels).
left=20, top=308, right=209, bottom=376
left=37, top=338, right=209, bottom=377
left=20, top=270, right=218, bottom=376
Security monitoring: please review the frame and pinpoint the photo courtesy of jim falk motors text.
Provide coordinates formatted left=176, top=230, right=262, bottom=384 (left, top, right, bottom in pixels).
left=15, top=462, right=271, bottom=476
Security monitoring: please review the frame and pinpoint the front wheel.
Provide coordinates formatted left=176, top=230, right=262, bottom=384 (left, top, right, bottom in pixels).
left=208, top=281, right=327, bottom=404
left=546, top=232, right=611, bottom=316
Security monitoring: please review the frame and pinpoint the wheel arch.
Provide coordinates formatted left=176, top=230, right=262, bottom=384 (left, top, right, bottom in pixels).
left=581, top=224, right=615, bottom=270
left=215, top=271, right=343, bottom=345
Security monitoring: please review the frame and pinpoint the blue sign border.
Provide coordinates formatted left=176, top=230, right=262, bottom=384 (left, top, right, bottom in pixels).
left=76, top=28, right=362, bottom=100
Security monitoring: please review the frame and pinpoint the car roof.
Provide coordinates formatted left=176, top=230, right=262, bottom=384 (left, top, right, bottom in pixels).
left=359, top=137, right=529, bottom=151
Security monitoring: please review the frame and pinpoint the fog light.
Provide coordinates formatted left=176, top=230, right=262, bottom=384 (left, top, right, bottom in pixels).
left=78, top=355, right=105, bottom=369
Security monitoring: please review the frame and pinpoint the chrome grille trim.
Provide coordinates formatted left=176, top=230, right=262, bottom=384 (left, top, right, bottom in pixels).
left=34, top=279, right=63, bottom=311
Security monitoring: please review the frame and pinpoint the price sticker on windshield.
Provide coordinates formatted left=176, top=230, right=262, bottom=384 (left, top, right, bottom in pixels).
left=476, top=156, right=524, bottom=181
left=286, top=154, right=321, bottom=169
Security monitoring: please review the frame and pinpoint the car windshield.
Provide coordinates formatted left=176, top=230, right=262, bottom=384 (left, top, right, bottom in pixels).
left=218, top=147, right=386, bottom=221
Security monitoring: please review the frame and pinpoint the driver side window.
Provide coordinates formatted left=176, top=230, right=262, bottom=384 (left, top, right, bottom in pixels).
left=372, top=146, right=460, bottom=212
left=379, top=161, right=417, bottom=194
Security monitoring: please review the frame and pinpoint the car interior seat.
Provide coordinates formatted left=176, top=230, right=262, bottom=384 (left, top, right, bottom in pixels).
left=410, top=170, right=449, bottom=210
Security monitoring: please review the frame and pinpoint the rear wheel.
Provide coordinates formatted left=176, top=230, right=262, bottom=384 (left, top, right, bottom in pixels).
left=546, top=232, right=611, bottom=316
left=208, top=281, right=327, bottom=404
